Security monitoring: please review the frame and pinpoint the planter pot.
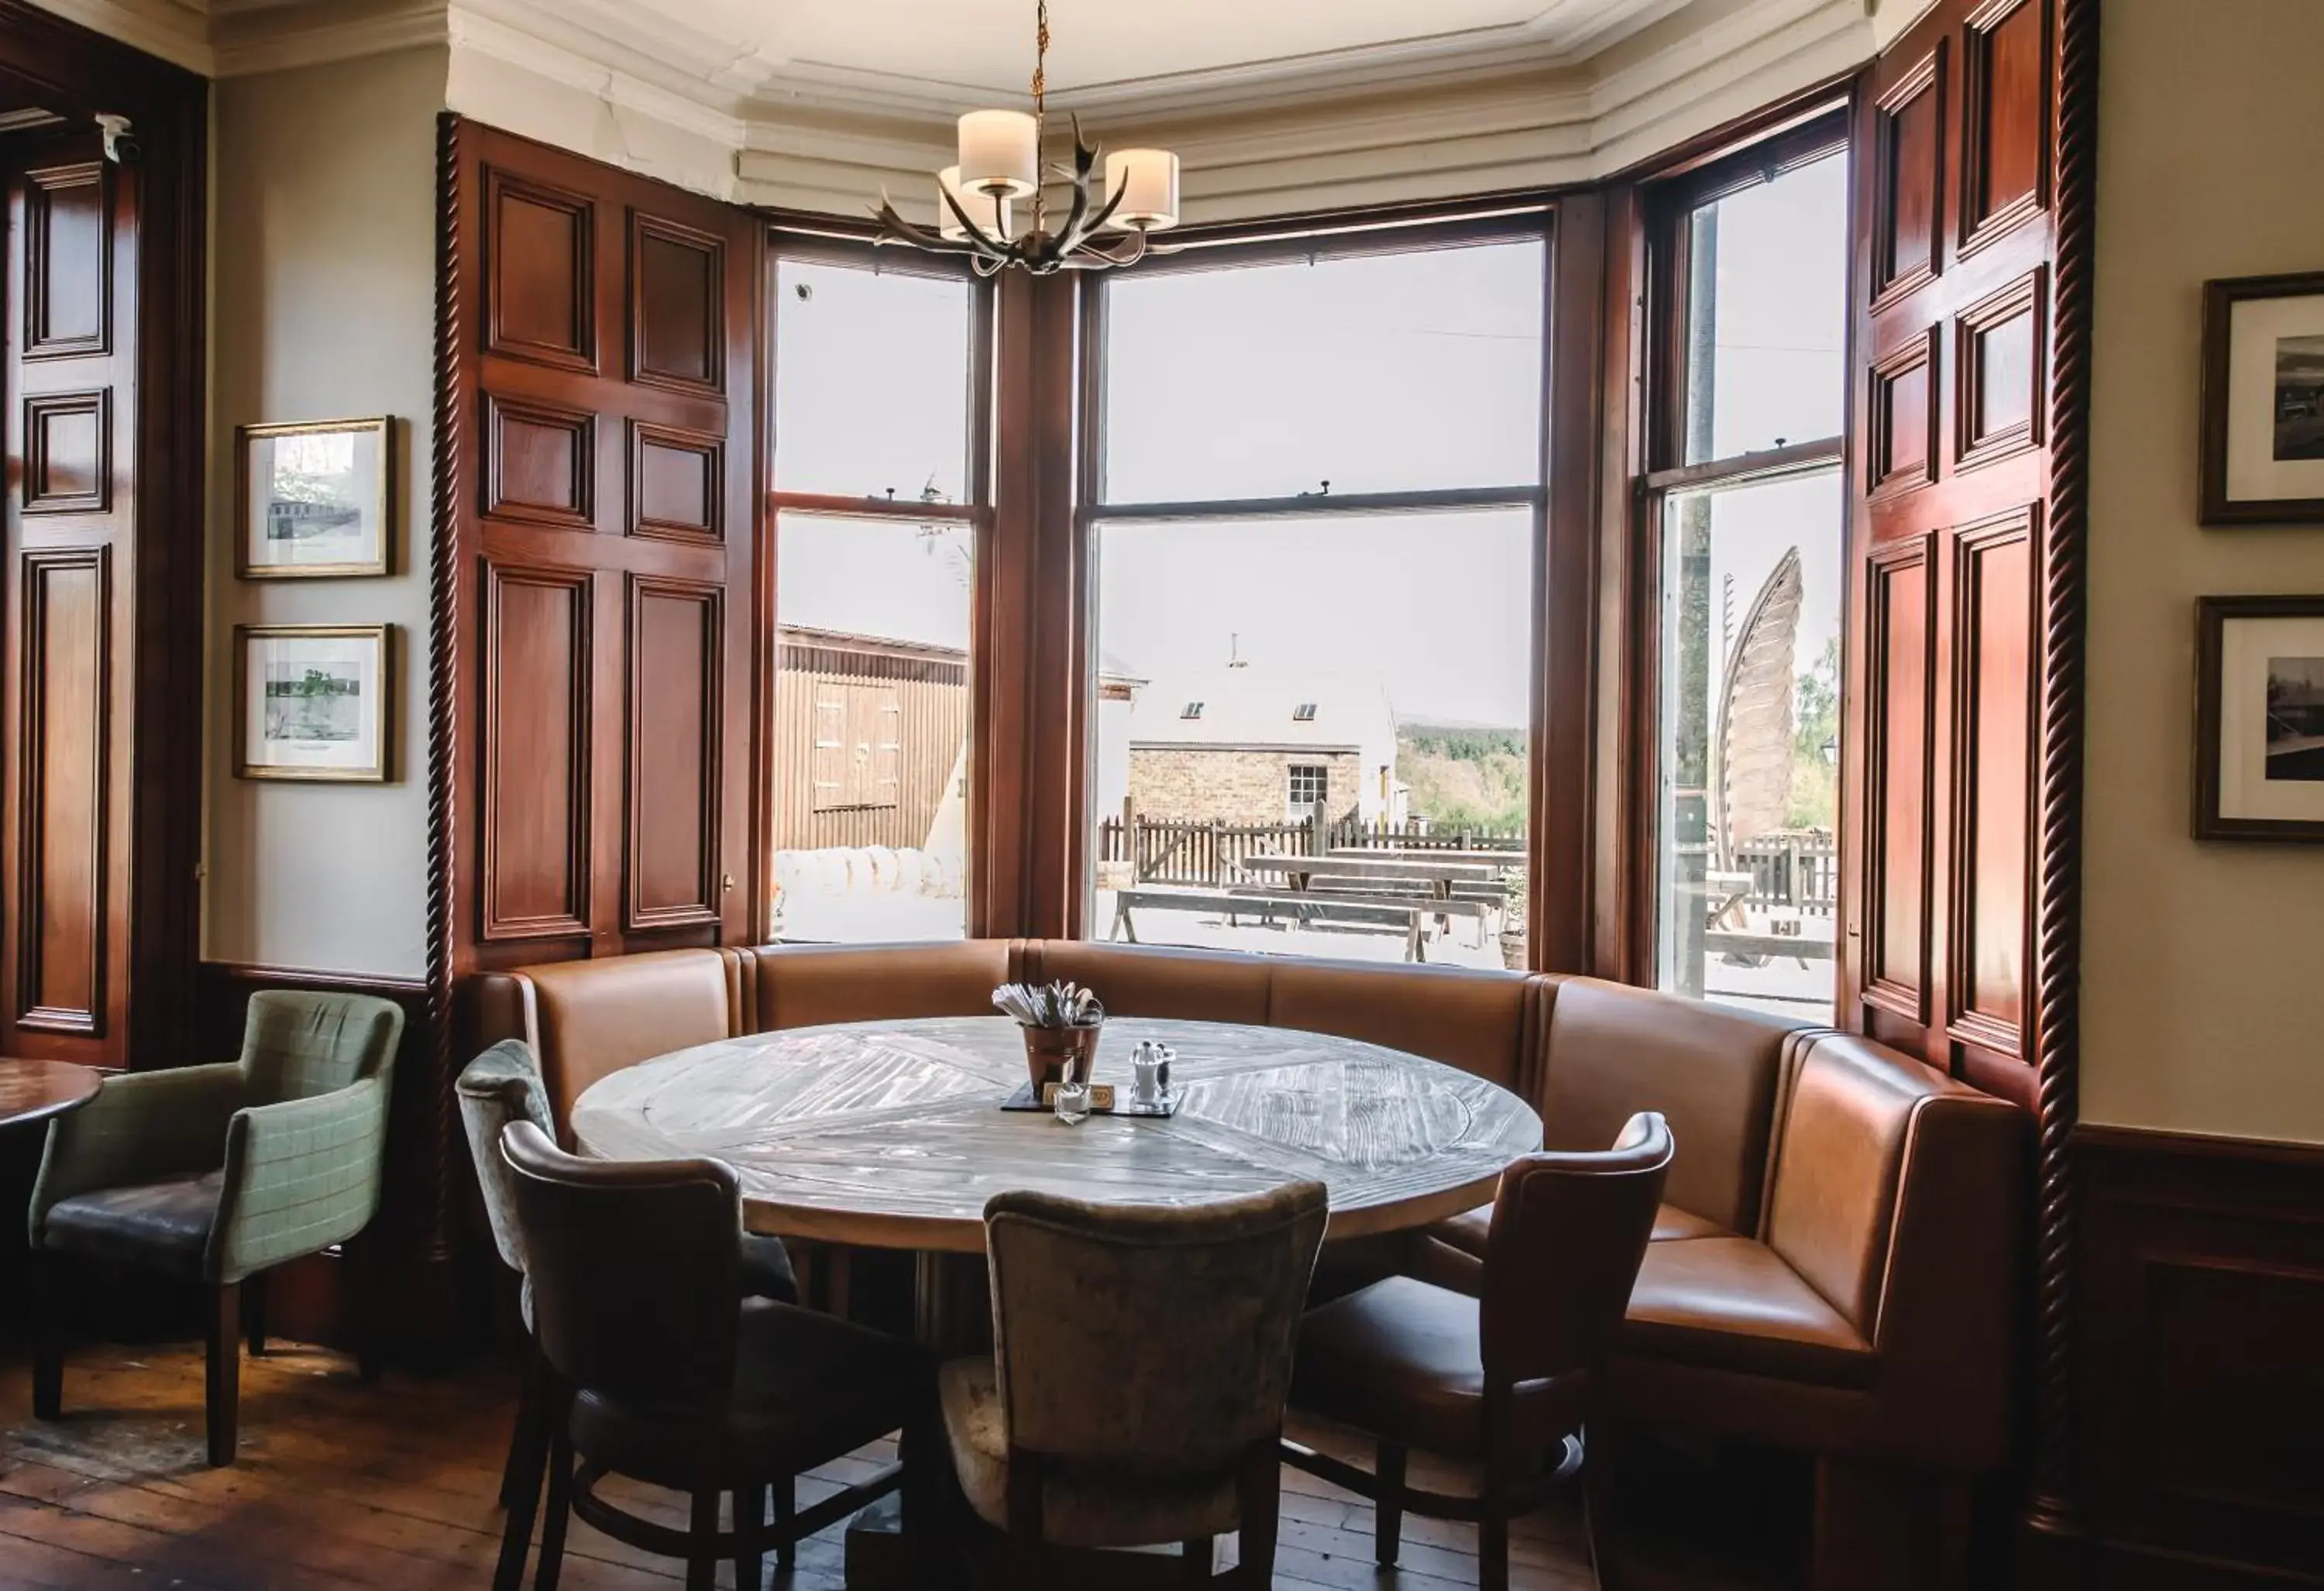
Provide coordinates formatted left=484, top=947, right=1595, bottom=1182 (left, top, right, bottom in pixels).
left=1021, top=1021, right=1102, bottom=1092
left=1500, top=929, right=1529, bottom=971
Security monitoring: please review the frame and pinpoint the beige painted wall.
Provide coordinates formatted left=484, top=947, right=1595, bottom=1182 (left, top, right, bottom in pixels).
left=2081, top=0, right=2324, bottom=1142
left=205, top=46, right=446, bottom=978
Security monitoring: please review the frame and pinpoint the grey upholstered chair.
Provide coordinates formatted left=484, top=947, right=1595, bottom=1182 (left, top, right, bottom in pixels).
left=455, top=1039, right=799, bottom=1591
left=28, top=989, right=404, bottom=1466
left=940, top=1180, right=1330, bottom=1587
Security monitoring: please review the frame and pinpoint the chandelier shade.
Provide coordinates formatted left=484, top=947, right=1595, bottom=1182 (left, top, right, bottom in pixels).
left=872, top=2, right=1179, bottom=276
left=1102, top=149, right=1180, bottom=231
left=955, top=110, right=1039, bottom=198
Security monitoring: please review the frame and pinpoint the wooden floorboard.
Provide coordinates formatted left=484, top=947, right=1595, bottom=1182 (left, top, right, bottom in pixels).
left=0, top=1339, right=1603, bottom=1590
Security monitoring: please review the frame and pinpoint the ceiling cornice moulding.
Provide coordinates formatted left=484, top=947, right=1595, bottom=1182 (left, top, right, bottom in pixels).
left=33, top=0, right=1882, bottom=222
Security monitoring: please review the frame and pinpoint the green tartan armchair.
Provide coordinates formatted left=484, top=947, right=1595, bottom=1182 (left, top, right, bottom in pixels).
left=28, top=989, right=403, bottom=1466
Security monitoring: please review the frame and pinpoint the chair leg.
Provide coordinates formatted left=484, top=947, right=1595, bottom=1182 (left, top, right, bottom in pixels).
left=686, top=1487, right=720, bottom=1591
left=1374, top=1439, right=1407, bottom=1567
left=734, top=1482, right=768, bottom=1591
left=243, top=1270, right=270, bottom=1357
left=1236, top=1438, right=1281, bottom=1590
left=1480, top=1506, right=1511, bottom=1591
left=29, top=1249, right=65, bottom=1421
left=534, top=1434, right=573, bottom=1591
left=491, top=1364, right=547, bottom=1591
left=774, top=1477, right=796, bottom=1572
left=205, top=1282, right=242, bottom=1467
left=500, top=1341, right=548, bottom=1509
left=348, top=1233, right=383, bottom=1383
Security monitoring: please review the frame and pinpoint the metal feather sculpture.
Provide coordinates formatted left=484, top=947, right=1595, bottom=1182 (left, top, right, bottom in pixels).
left=1710, top=547, right=1804, bottom=868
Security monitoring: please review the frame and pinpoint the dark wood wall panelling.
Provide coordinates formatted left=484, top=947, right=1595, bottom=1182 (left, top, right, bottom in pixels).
left=2078, top=1128, right=2324, bottom=1589
left=0, top=4, right=206, bottom=1074
left=449, top=124, right=758, bottom=979
left=396, top=119, right=767, bottom=1352
left=1844, top=0, right=2057, bottom=1106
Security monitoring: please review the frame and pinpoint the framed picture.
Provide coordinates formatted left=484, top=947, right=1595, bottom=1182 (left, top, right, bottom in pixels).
left=235, top=624, right=395, bottom=782
left=2195, top=596, right=2324, bottom=841
left=2199, top=273, right=2324, bottom=524
left=236, top=418, right=393, bottom=577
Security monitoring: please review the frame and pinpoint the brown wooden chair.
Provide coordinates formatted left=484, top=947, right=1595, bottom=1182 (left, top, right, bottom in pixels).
left=455, top=1041, right=801, bottom=1590
left=1284, top=1112, right=1673, bottom=1591
left=940, top=1180, right=1330, bottom=1588
left=498, top=1120, right=937, bottom=1591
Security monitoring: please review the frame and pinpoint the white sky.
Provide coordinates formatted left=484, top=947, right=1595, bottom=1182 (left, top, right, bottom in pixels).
left=769, top=152, right=1847, bottom=730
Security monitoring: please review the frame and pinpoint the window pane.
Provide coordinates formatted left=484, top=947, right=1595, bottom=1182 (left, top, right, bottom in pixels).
left=1092, top=510, right=1532, bottom=966
left=1683, top=152, right=1848, bottom=462
left=773, top=259, right=973, bottom=504
left=1655, top=472, right=1842, bottom=1016
left=772, top=513, right=973, bottom=943
left=1100, top=239, right=1545, bottom=503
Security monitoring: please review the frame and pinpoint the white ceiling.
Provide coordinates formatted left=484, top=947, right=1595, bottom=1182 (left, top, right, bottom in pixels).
left=722, top=0, right=1688, bottom=110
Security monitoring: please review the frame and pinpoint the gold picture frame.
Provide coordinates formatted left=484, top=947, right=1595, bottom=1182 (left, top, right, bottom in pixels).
left=235, top=624, right=395, bottom=782
left=235, top=417, right=394, bottom=579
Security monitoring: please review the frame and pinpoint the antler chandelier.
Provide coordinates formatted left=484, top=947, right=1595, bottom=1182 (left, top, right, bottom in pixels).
left=874, top=2, right=1181, bottom=275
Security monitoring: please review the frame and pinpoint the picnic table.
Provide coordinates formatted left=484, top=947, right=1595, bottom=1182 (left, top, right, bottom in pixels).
left=1327, top=847, right=1525, bottom=869
left=1237, top=854, right=1504, bottom=900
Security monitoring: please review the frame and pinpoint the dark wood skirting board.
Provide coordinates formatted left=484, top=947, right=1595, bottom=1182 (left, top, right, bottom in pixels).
left=194, top=961, right=470, bottom=1360
left=2074, top=1125, right=2324, bottom=1589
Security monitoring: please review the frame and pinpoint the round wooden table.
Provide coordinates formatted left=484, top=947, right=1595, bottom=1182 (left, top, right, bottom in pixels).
left=571, top=1015, right=1543, bottom=1254
left=0, top=1058, right=101, bottom=1131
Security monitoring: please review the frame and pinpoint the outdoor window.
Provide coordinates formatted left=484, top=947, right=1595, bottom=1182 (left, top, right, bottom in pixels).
left=1286, top=765, right=1329, bottom=820
left=768, top=251, right=985, bottom=943
left=1087, top=225, right=1547, bottom=967
left=1648, top=129, right=1848, bottom=1017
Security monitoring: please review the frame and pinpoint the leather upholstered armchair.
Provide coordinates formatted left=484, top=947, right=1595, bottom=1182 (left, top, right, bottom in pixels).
left=1288, top=1114, right=1674, bottom=1591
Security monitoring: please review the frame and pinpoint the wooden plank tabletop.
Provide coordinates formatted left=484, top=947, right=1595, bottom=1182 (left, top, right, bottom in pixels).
left=1326, top=847, right=1525, bottom=867
left=572, top=1015, right=1542, bottom=1255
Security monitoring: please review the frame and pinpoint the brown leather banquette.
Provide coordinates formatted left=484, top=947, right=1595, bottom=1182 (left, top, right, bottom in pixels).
left=472, top=939, right=2025, bottom=1565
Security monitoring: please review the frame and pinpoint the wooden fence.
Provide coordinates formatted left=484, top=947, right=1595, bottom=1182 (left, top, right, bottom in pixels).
left=1733, top=833, right=1838, bottom=916
left=1096, top=814, right=1525, bottom=888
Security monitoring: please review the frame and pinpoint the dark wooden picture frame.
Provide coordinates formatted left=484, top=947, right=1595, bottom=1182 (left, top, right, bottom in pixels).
left=2194, top=594, right=2324, bottom=841
left=2199, top=272, right=2324, bottom=524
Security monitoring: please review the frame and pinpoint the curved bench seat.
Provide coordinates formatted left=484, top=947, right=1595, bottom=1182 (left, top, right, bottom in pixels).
left=469, top=937, right=2025, bottom=1586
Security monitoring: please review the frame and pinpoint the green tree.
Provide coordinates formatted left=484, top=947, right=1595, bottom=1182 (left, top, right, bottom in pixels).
left=1786, top=637, right=1841, bottom=831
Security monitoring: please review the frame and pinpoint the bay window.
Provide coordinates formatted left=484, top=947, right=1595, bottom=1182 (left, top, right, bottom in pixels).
left=1083, top=225, right=1547, bottom=966
left=1645, top=123, right=1850, bottom=1015
left=766, top=249, right=988, bottom=943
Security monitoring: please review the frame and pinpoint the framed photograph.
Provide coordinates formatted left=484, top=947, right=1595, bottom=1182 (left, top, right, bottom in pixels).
left=2195, top=596, right=2324, bottom=841
left=235, top=624, right=395, bottom=782
left=236, top=418, right=393, bottom=578
left=2200, top=274, right=2324, bottom=524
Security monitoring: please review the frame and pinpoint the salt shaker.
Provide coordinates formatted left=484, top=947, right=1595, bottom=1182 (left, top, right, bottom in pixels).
left=1130, top=1040, right=1172, bottom=1105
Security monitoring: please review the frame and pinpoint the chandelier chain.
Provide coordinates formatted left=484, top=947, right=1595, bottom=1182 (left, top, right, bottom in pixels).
left=1031, top=0, right=1050, bottom=235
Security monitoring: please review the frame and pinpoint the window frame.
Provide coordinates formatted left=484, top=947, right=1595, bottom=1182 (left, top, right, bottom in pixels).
left=761, top=227, right=997, bottom=943
left=1072, top=206, right=1566, bottom=961
left=1631, top=108, right=1854, bottom=1010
